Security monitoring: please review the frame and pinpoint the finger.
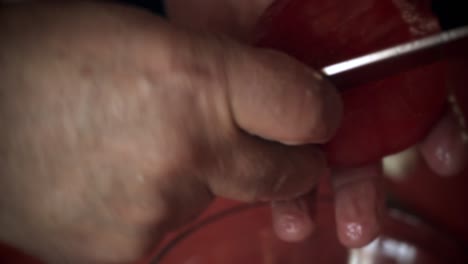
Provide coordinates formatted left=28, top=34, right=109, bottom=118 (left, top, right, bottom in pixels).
left=146, top=25, right=333, bottom=199
left=205, top=133, right=327, bottom=202
left=420, top=109, right=468, bottom=176
left=156, top=30, right=342, bottom=145
left=223, top=47, right=342, bottom=145
left=271, top=194, right=316, bottom=242
left=332, top=164, right=383, bottom=248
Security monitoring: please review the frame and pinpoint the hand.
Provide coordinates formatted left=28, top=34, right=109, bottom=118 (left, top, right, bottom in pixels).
left=166, top=0, right=468, bottom=248
left=0, top=2, right=342, bottom=263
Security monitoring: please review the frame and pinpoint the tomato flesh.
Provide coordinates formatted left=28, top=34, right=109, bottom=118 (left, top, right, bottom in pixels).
left=255, top=0, right=448, bottom=166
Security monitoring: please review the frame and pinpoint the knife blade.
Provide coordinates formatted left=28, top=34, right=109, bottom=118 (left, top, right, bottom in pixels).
left=322, top=25, right=468, bottom=88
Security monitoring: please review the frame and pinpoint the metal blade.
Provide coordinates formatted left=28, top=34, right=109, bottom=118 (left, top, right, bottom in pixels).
left=322, top=25, right=468, bottom=88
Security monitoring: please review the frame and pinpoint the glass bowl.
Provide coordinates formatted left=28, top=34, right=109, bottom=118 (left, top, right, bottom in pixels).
left=151, top=199, right=467, bottom=264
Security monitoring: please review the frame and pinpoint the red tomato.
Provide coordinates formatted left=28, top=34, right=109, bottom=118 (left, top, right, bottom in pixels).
left=255, top=0, right=448, bottom=166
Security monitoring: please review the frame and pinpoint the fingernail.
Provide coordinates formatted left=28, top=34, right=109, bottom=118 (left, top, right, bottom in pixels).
left=344, top=222, right=364, bottom=242
left=336, top=194, right=367, bottom=243
left=334, top=178, right=381, bottom=247
left=271, top=198, right=315, bottom=242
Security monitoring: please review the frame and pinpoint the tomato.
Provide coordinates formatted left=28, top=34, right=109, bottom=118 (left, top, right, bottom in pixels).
left=255, top=0, right=448, bottom=166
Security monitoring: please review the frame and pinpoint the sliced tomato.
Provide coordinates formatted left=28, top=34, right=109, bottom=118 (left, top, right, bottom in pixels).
left=255, top=0, right=448, bottom=166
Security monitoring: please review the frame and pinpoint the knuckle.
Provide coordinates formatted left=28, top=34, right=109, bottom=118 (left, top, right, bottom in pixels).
left=268, top=152, right=320, bottom=199
left=219, top=149, right=278, bottom=202
left=235, top=151, right=307, bottom=201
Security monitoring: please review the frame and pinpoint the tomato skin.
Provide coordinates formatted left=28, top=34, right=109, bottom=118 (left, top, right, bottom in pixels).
left=255, top=0, right=449, bottom=166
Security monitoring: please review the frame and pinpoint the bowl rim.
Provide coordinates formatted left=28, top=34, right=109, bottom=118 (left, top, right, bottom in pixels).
left=150, top=202, right=467, bottom=264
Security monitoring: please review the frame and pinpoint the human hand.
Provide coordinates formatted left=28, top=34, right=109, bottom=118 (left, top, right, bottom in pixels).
left=0, top=2, right=341, bottom=263
left=166, top=0, right=468, bottom=248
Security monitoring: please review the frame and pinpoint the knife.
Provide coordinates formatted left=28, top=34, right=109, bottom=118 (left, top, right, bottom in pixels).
left=322, top=25, right=468, bottom=88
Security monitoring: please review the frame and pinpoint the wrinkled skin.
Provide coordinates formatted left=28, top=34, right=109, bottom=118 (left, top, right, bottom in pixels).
left=0, top=2, right=342, bottom=263
left=0, top=1, right=466, bottom=263
left=167, top=0, right=468, bottom=248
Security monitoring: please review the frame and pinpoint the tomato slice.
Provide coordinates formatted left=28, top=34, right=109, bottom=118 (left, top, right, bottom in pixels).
left=255, top=0, right=448, bottom=166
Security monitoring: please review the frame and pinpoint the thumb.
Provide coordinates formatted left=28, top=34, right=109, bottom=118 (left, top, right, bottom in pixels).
left=166, top=29, right=342, bottom=145
left=222, top=43, right=342, bottom=145
left=176, top=32, right=340, bottom=198
left=141, top=22, right=341, bottom=200
left=149, top=27, right=339, bottom=199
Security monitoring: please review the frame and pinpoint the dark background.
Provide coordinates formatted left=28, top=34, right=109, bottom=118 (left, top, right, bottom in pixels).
left=119, top=0, right=467, bottom=30
left=119, top=0, right=165, bottom=15
left=432, top=0, right=468, bottom=29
